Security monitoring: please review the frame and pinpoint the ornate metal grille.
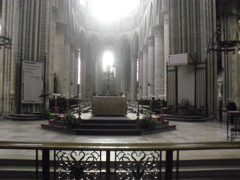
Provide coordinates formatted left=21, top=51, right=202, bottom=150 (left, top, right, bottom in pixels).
left=115, top=151, right=162, bottom=180
left=55, top=150, right=101, bottom=180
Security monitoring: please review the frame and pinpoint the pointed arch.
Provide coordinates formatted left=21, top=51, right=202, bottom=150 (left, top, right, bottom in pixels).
left=132, top=32, right=139, bottom=56
left=118, top=34, right=132, bottom=52
left=119, top=37, right=131, bottom=95
left=101, top=35, right=117, bottom=48
left=79, top=30, right=86, bottom=51
left=148, top=2, right=154, bottom=35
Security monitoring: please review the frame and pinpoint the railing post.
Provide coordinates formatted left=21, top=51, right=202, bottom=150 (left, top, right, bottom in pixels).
left=42, top=149, right=50, bottom=180
left=106, top=150, right=110, bottom=180
left=165, top=150, right=173, bottom=180
left=36, top=150, right=39, bottom=180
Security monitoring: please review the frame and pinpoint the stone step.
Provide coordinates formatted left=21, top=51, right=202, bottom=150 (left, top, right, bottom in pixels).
left=4, top=114, right=43, bottom=121
left=164, top=115, right=214, bottom=122
left=41, top=122, right=176, bottom=135
left=80, top=123, right=138, bottom=129
left=0, top=159, right=239, bottom=179
left=81, top=119, right=137, bottom=124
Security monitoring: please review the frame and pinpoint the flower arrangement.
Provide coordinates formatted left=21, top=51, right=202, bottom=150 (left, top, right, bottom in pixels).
left=61, top=111, right=78, bottom=129
left=42, top=109, right=52, bottom=119
left=138, top=110, right=157, bottom=129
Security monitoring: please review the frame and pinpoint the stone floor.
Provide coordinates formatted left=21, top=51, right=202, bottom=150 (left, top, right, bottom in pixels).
left=0, top=113, right=240, bottom=160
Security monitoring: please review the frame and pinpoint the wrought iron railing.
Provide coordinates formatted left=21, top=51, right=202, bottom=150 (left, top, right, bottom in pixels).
left=0, top=141, right=240, bottom=180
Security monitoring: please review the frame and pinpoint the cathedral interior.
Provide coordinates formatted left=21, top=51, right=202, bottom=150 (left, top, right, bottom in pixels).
left=0, top=0, right=240, bottom=179
left=0, top=0, right=239, bottom=117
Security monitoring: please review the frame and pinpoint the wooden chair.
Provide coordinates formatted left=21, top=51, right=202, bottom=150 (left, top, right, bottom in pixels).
left=188, top=105, right=195, bottom=115
left=175, top=103, right=184, bottom=113
left=164, top=105, right=174, bottom=114
left=230, top=112, right=240, bottom=141
left=177, top=103, right=190, bottom=114
left=190, top=106, right=204, bottom=116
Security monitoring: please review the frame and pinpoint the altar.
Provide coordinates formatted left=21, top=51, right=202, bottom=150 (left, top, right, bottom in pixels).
left=92, top=96, right=127, bottom=116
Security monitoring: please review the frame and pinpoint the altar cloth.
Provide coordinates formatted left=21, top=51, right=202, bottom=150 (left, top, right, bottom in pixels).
left=92, top=96, right=127, bottom=116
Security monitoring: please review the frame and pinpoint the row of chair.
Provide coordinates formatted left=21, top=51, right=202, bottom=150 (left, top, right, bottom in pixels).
left=227, top=112, right=240, bottom=141
left=175, top=103, right=204, bottom=115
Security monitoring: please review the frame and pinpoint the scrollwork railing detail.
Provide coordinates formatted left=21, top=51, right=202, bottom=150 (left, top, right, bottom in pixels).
left=56, top=150, right=101, bottom=180
left=115, top=151, right=162, bottom=180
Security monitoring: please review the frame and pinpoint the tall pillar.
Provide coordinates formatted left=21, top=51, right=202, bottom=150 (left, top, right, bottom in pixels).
left=147, top=36, right=155, bottom=98
left=69, top=43, right=76, bottom=98
left=10, top=0, right=20, bottom=113
left=80, top=53, right=87, bottom=100
left=54, top=22, right=66, bottom=95
left=49, top=6, right=59, bottom=97
left=115, top=54, right=121, bottom=95
left=73, top=51, right=79, bottom=97
left=96, top=52, right=103, bottom=95
left=161, top=9, right=170, bottom=96
left=138, top=51, right=143, bottom=99
left=131, top=55, right=137, bottom=102
left=0, top=0, right=6, bottom=114
left=227, top=12, right=240, bottom=106
left=63, top=35, right=71, bottom=98
left=142, top=45, right=148, bottom=98
left=152, top=25, right=165, bottom=97
left=121, top=57, right=126, bottom=95
left=93, top=59, right=99, bottom=93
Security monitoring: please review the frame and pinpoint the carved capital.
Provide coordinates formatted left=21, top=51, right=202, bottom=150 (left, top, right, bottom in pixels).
left=80, top=52, right=88, bottom=61
left=138, top=51, right=143, bottom=59
left=64, top=35, right=71, bottom=45
left=147, top=36, right=155, bottom=47
left=74, top=51, right=79, bottom=58
left=56, top=22, right=67, bottom=35
left=131, top=55, right=138, bottom=62
left=161, top=9, right=169, bottom=24
left=52, top=6, right=59, bottom=22
left=152, top=25, right=164, bottom=37
left=70, top=43, right=77, bottom=52
left=142, top=44, right=148, bottom=54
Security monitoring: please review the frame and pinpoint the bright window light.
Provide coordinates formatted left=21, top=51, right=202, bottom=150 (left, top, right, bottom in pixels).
left=103, top=50, right=114, bottom=71
left=79, top=0, right=86, bottom=7
left=91, top=0, right=139, bottom=21
left=78, top=53, right=81, bottom=84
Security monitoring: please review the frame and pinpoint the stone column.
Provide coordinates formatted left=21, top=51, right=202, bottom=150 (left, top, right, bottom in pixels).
left=161, top=9, right=170, bottom=96
left=121, top=57, right=126, bottom=95
left=138, top=51, right=143, bottom=99
left=115, top=54, right=121, bottom=95
left=80, top=53, right=87, bottom=100
left=0, top=0, right=6, bottom=114
left=49, top=6, right=59, bottom=97
left=152, top=25, right=165, bottom=97
left=228, top=12, right=240, bottom=105
left=69, top=43, right=76, bottom=98
left=131, top=55, right=137, bottom=102
left=63, top=35, right=71, bottom=98
left=10, top=0, right=20, bottom=113
left=95, top=61, right=99, bottom=95
left=54, top=22, right=66, bottom=95
left=142, top=45, right=148, bottom=99
left=43, top=0, right=51, bottom=110
left=73, top=51, right=79, bottom=96
left=96, top=52, right=103, bottom=95
left=147, top=36, right=155, bottom=98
